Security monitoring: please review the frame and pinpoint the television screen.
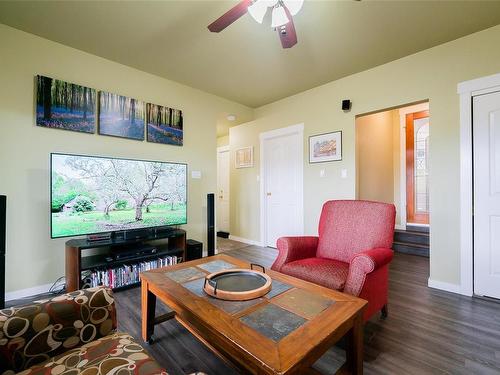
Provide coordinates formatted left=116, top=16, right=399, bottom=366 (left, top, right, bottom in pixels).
left=50, top=153, right=187, bottom=238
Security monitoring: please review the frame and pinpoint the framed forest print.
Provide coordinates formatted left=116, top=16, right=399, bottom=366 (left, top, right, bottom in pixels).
left=98, top=91, right=145, bottom=141
left=146, top=103, right=183, bottom=146
left=36, top=75, right=96, bottom=133
left=309, top=131, right=342, bottom=163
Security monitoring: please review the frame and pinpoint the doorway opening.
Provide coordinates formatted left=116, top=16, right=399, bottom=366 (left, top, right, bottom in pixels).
left=355, top=101, right=430, bottom=257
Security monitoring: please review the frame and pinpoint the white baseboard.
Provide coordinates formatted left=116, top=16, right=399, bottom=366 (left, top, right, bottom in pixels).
left=5, top=282, right=53, bottom=302
left=427, top=278, right=463, bottom=295
left=228, top=235, right=263, bottom=247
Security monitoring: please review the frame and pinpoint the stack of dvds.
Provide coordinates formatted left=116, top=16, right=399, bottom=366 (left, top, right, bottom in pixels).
left=83, top=255, right=182, bottom=289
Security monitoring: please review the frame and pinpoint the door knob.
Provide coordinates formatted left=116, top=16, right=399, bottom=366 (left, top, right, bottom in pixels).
left=267, top=192, right=272, bottom=196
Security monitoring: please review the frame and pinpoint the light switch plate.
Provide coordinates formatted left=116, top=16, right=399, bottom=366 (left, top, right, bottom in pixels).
left=320, top=169, right=326, bottom=178
left=191, top=170, right=202, bottom=179
left=341, top=169, right=347, bottom=179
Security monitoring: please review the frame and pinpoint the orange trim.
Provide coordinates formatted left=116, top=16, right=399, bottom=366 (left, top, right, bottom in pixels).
left=406, top=110, right=429, bottom=224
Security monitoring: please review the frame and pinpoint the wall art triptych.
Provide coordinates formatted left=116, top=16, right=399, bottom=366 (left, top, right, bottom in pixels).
left=35, top=75, right=183, bottom=146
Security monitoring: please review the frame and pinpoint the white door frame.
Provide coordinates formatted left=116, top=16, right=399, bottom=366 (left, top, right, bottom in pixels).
left=259, top=123, right=304, bottom=247
left=458, top=72, right=500, bottom=297
left=216, top=145, right=230, bottom=235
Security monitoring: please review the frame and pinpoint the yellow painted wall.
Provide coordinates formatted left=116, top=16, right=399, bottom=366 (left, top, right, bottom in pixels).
left=229, top=24, right=500, bottom=286
left=392, top=109, right=402, bottom=226
left=356, top=111, right=396, bottom=205
left=0, top=24, right=253, bottom=294
left=217, top=135, right=229, bottom=147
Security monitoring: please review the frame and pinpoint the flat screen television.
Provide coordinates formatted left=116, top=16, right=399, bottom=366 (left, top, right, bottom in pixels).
left=50, top=153, right=187, bottom=239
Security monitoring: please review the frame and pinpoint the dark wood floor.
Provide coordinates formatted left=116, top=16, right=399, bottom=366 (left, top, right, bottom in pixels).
left=113, top=246, right=500, bottom=375
left=7, top=246, right=500, bottom=374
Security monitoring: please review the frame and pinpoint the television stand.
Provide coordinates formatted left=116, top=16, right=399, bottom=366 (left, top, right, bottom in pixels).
left=65, top=228, right=186, bottom=292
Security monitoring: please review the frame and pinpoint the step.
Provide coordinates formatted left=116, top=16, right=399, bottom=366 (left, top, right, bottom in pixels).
left=394, top=229, right=429, bottom=246
left=406, top=225, right=429, bottom=233
left=392, top=241, right=429, bottom=257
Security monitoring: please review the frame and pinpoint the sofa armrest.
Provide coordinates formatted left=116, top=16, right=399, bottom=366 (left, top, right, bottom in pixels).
left=344, top=248, right=394, bottom=296
left=0, top=287, right=116, bottom=374
left=271, top=236, right=319, bottom=272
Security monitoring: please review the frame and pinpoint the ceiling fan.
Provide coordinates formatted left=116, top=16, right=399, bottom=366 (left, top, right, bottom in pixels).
left=207, top=0, right=304, bottom=49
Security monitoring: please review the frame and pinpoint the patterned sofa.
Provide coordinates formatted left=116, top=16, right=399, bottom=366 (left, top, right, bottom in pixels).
left=0, top=287, right=174, bottom=375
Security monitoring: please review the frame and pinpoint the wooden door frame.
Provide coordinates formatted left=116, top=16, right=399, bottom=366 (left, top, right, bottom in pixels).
left=406, top=110, right=430, bottom=224
left=259, top=123, right=304, bottom=247
left=458, top=72, right=500, bottom=297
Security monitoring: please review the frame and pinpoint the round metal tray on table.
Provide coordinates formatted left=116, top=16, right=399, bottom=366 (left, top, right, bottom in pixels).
left=203, top=264, right=272, bottom=301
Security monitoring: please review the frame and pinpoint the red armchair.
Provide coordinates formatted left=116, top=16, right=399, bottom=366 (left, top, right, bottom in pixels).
left=271, top=200, right=396, bottom=321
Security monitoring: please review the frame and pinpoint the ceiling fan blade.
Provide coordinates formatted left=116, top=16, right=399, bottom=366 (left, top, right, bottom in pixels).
left=277, top=9, right=297, bottom=49
left=208, top=0, right=253, bottom=33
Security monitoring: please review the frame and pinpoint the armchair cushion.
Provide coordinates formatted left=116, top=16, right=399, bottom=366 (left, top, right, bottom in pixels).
left=16, top=332, right=168, bottom=375
left=0, top=287, right=116, bottom=374
left=344, top=248, right=394, bottom=296
left=281, top=258, right=349, bottom=290
left=316, top=200, right=396, bottom=263
left=272, top=236, right=318, bottom=272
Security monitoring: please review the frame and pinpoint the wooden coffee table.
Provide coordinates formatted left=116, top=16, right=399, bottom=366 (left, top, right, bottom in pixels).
left=141, top=254, right=367, bottom=374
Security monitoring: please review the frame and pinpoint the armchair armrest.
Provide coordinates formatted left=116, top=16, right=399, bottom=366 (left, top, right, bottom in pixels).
left=271, top=236, right=318, bottom=272
left=344, top=248, right=393, bottom=296
left=0, top=287, right=116, bottom=374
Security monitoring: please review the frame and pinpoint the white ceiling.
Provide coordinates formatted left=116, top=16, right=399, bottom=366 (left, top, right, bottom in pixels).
left=1, top=0, right=500, bottom=109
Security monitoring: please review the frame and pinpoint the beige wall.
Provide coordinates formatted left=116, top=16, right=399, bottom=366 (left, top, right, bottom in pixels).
left=0, top=24, right=253, bottom=294
left=356, top=111, right=396, bottom=205
left=229, top=24, right=500, bottom=287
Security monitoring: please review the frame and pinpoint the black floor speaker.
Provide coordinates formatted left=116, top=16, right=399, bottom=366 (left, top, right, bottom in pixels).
left=207, top=193, right=215, bottom=256
left=0, top=195, right=6, bottom=309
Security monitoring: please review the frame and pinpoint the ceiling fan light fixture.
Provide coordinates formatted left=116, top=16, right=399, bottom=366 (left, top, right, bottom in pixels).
left=248, top=0, right=269, bottom=24
left=271, top=5, right=289, bottom=28
left=282, top=0, right=304, bottom=16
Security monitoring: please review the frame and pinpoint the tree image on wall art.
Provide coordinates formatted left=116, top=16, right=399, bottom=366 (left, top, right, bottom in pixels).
left=98, top=91, right=145, bottom=140
left=36, top=75, right=96, bottom=133
left=147, top=103, right=183, bottom=146
left=51, top=154, right=187, bottom=238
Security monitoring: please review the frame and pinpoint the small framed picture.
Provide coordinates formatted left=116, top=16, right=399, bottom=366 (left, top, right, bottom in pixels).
left=235, top=146, right=253, bottom=168
left=309, top=131, right=342, bottom=163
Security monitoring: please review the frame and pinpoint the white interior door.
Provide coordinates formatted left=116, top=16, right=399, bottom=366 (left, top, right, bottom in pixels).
left=262, top=126, right=303, bottom=247
left=217, top=148, right=230, bottom=233
left=473, top=90, right=500, bottom=299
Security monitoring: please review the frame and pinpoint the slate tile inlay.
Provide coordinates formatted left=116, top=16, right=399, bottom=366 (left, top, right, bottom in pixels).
left=206, top=296, right=265, bottom=315
left=165, top=267, right=206, bottom=283
left=266, top=280, right=293, bottom=299
left=272, top=288, right=334, bottom=320
left=182, top=277, right=207, bottom=297
left=196, top=260, right=237, bottom=273
left=240, top=304, right=306, bottom=342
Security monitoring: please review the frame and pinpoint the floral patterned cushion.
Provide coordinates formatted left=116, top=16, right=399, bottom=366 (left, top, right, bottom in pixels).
left=0, top=287, right=117, bottom=374
left=15, top=332, right=168, bottom=375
